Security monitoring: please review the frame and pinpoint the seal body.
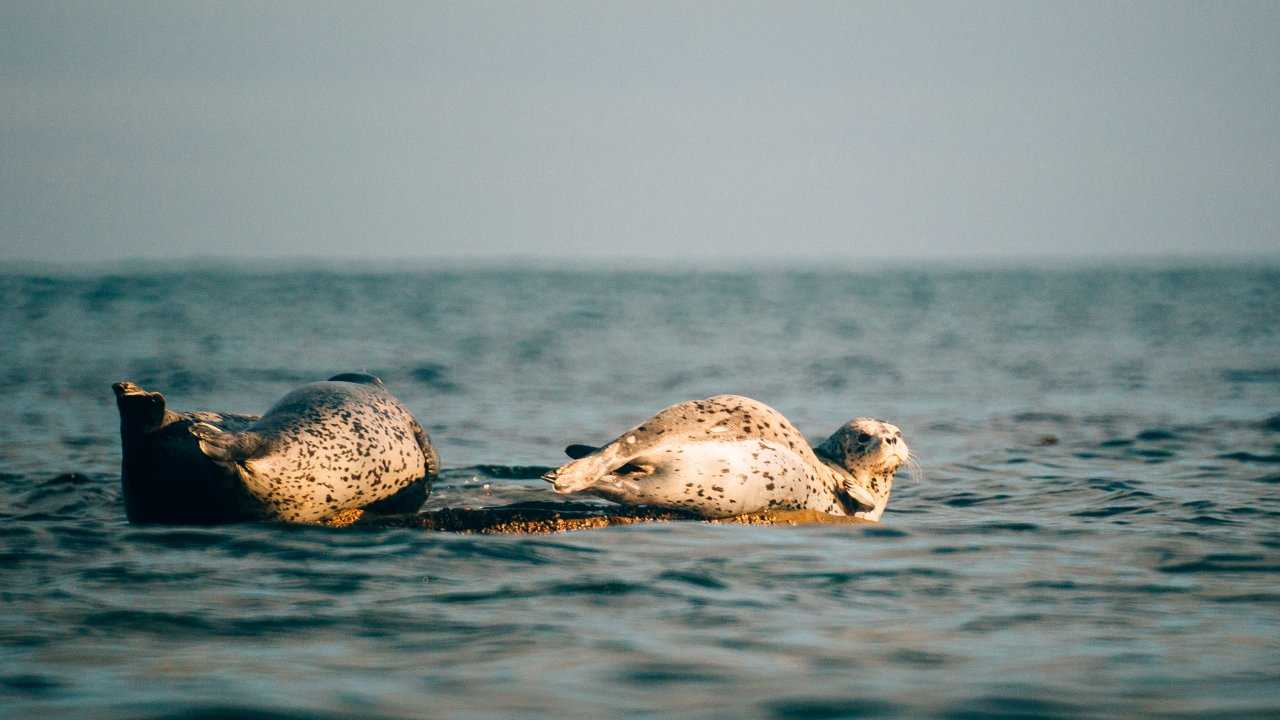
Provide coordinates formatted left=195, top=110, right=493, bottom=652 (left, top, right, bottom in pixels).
left=190, top=374, right=439, bottom=523
left=114, top=374, right=438, bottom=524
left=543, top=395, right=908, bottom=521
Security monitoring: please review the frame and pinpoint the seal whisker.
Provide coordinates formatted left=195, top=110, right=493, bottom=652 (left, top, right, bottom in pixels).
left=905, top=456, right=926, bottom=485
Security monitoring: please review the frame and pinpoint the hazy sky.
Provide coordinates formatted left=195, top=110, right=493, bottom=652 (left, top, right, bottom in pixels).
left=2, top=1, right=1277, bottom=264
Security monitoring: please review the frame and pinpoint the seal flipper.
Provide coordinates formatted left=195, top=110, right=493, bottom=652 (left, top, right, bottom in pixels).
left=814, top=446, right=878, bottom=512
left=562, top=444, right=646, bottom=475
left=113, top=381, right=182, bottom=433
left=327, top=372, right=384, bottom=386
left=189, top=423, right=265, bottom=467
left=410, top=418, right=440, bottom=479
left=565, top=444, right=599, bottom=460
left=543, top=441, right=653, bottom=494
left=400, top=417, right=438, bottom=510
left=839, top=479, right=879, bottom=513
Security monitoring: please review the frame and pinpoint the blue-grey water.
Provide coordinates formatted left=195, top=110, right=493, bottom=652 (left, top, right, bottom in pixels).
left=2, top=263, right=1278, bottom=719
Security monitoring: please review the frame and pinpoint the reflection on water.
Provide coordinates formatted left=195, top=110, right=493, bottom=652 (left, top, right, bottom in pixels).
left=1, top=264, right=1279, bottom=717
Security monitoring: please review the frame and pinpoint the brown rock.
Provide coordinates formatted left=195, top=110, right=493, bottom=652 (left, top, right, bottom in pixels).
left=330, top=501, right=875, bottom=534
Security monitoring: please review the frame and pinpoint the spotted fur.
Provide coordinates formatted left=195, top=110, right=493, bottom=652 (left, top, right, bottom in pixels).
left=189, top=375, right=438, bottom=523
left=542, top=395, right=908, bottom=521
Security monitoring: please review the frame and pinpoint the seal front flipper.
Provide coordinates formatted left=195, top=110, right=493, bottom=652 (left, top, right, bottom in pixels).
left=814, top=445, right=878, bottom=511
left=838, top=478, right=878, bottom=513
left=411, top=418, right=440, bottom=479
left=189, top=423, right=265, bottom=467
left=188, top=410, right=260, bottom=433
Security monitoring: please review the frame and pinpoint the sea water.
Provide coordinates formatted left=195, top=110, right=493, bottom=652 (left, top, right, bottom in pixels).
left=2, top=263, right=1278, bottom=718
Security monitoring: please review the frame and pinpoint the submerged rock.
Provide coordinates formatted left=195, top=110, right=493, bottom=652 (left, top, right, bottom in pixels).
left=327, top=501, right=875, bottom=533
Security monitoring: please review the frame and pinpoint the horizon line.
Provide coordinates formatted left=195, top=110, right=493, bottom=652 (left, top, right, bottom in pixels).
left=1, top=250, right=1278, bottom=275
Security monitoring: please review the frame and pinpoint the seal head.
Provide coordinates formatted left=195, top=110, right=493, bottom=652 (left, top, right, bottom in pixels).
left=813, top=418, right=908, bottom=521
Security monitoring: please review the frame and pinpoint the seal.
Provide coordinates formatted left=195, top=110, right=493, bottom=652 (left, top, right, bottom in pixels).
left=188, top=373, right=440, bottom=523
left=542, top=395, right=909, bottom=521
left=113, top=373, right=438, bottom=524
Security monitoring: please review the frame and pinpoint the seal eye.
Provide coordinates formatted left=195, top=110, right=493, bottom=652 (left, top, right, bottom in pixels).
left=856, top=432, right=872, bottom=443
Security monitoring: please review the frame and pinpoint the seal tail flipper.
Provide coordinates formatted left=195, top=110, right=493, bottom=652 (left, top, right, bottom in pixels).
left=113, top=381, right=181, bottom=432
left=189, top=423, right=263, bottom=467
left=542, top=456, right=608, bottom=494
left=557, top=444, right=647, bottom=481
left=542, top=440, right=649, bottom=494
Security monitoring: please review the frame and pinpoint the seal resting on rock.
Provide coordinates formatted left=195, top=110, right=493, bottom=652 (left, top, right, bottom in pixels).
left=113, top=373, right=438, bottom=524
left=543, top=395, right=909, bottom=521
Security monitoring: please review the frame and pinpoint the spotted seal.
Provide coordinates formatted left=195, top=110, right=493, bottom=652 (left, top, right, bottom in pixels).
left=543, top=395, right=909, bottom=521
left=113, top=373, right=438, bottom=524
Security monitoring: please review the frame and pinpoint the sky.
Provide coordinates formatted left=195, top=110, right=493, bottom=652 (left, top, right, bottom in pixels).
left=1, top=1, right=1277, bottom=265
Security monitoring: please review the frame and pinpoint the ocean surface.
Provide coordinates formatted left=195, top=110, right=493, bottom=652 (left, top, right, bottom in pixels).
left=2, top=262, right=1279, bottom=719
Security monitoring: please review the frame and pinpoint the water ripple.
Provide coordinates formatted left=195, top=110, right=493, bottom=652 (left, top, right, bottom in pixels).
left=2, top=266, right=1279, bottom=717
